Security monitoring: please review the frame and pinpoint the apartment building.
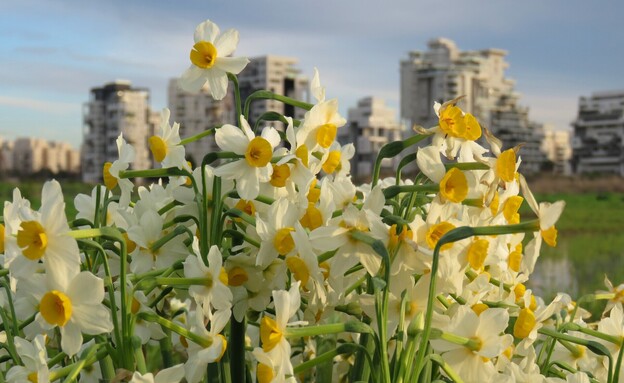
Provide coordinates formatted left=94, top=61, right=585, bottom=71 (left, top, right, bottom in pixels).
left=338, top=97, right=404, bottom=181
left=542, top=126, right=572, bottom=175
left=1, top=137, right=79, bottom=176
left=572, top=90, right=624, bottom=176
left=400, top=38, right=546, bottom=173
left=82, top=80, right=159, bottom=183
left=168, top=79, right=235, bottom=166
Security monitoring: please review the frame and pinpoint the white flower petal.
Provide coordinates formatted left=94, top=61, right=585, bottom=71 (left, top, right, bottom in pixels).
left=72, top=304, right=113, bottom=335
left=179, top=66, right=207, bottom=94
left=194, top=20, right=220, bottom=43
left=214, top=29, right=239, bottom=57
left=154, top=365, right=185, bottom=383
left=215, top=124, right=249, bottom=154
left=60, top=321, right=83, bottom=357
left=214, top=56, right=249, bottom=75
left=67, top=271, right=104, bottom=305
left=206, top=69, right=228, bottom=100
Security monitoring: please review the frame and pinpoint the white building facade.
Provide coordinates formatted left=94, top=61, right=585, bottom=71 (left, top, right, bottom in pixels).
left=542, top=126, right=572, bottom=175
left=338, top=97, right=404, bottom=181
left=400, top=38, right=546, bottom=173
left=238, top=56, right=309, bottom=128
left=0, top=137, right=79, bottom=176
left=82, top=81, right=159, bottom=183
left=572, top=90, right=624, bottom=176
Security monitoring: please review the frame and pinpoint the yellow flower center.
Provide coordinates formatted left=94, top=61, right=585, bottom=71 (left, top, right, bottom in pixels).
left=257, top=363, right=275, bottom=383
left=190, top=41, right=218, bottom=69
left=227, top=267, right=249, bottom=287
left=245, top=137, right=272, bottom=167
left=0, top=223, right=5, bottom=254
left=471, top=303, right=489, bottom=316
left=131, top=297, right=141, bottom=315
left=40, top=290, right=72, bottom=327
left=102, top=162, right=118, bottom=190
left=17, top=221, right=48, bottom=260
left=286, top=257, right=310, bottom=287
left=502, top=196, right=523, bottom=224
left=514, top=308, right=536, bottom=339
left=234, top=199, right=256, bottom=220
left=149, top=136, right=168, bottom=163
left=541, top=226, right=558, bottom=247
left=489, top=192, right=500, bottom=216
left=514, top=283, right=526, bottom=300
left=388, top=224, right=413, bottom=249
left=273, top=227, right=295, bottom=255
left=219, top=267, right=229, bottom=286
left=270, top=163, right=291, bottom=187
left=440, top=168, right=468, bottom=203
left=27, top=372, right=38, bottom=383
left=123, top=232, right=137, bottom=253
left=214, top=334, right=228, bottom=362
left=300, top=204, right=323, bottom=231
left=426, top=221, right=455, bottom=250
left=295, top=145, right=309, bottom=167
left=439, top=105, right=466, bottom=137
left=322, top=151, right=342, bottom=174
left=507, top=243, right=523, bottom=272
left=467, top=238, right=489, bottom=270
left=463, top=113, right=482, bottom=141
left=260, top=316, right=283, bottom=352
left=468, top=336, right=483, bottom=352
left=319, top=261, right=330, bottom=280
left=496, top=149, right=517, bottom=182
left=307, top=179, right=321, bottom=204
left=315, top=123, right=337, bottom=148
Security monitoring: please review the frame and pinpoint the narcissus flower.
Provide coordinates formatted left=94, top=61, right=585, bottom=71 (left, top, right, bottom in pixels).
left=149, top=108, right=189, bottom=170
left=180, top=20, right=249, bottom=99
left=35, top=271, right=113, bottom=357
left=104, top=134, right=135, bottom=208
left=213, top=116, right=280, bottom=200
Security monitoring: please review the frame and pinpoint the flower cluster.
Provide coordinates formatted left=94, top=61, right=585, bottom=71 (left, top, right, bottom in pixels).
left=1, top=19, right=623, bottom=383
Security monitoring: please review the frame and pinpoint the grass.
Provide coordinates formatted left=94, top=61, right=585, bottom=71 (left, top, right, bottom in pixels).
left=0, top=180, right=93, bottom=220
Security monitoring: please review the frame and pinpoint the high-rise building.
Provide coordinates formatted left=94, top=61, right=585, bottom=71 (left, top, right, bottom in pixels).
left=0, top=137, right=14, bottom=176
left=338, top=97, right=404, bottom=181
left=239, top=56, right=309, bottom=127
left=82, top=80, right=159, bottom=183
left=541, top=126, right=572, bottom=175
left=572, top=90, right=624, bottom=176
left=168, top=79, right=235, bottom=166
left=168, top=56, right=309, bottom=164
left=400, top=38, right=546, bottom=173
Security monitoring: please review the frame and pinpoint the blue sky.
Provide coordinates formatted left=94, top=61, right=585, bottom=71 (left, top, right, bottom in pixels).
left=1, top=0, right=623, bottom=148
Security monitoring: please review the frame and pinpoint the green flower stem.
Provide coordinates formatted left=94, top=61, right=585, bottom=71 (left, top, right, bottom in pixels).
left=426, top=354, right=465, bottom=383
left=293, top=348, right=339, bottom=375
left=562, top=322, right=623, bottom=346
left=132, top=337, right=147, bottom=374
left=243, top=90, right=313, bottom=121
left=119, top=167, right=189, bottom=179
left=429, top=329, right=481, bottom=352
left=61, top=343, right=101, bottom=383
left=227, top=72, right=242, bottom=128
left=138, top=312, right=212, bottom=348
left=46, top=351, right=68, bottom=368
left=222, top=229, right=260, bottom=248
left=158, top=200, right=184, bottom=215
left=76, top=239, right=122, bottom=354
left=159, top=330, right=174, bottom=368
left=395, top=152, right=417, bottom=185
left=372, top=133, right=432, bottom=187
left=180, top=127, right=217, bottom=146
left=209, top=175, right=222, bottom=249
left=0, top=307, right=20, bottom=365
left=224, top=208, right=256, bottom=226
left=414, top=220, right=542, bottom=377
left=49, top=346, right=108, bottom=382
left=286, top=321, right=373, bottom=338
left=383, top=184, right=440, bottom=199
left=0, top=270, right=8, bottom=278
left=229, top=316, right=246, bottom=383
left=444, top=162, right=490, bottom=171
left=69, top=227, right=131, bottom=369
left=99, top=354, right=116, bottom=382
left=2, top=277, right=19, bottom=336
left=613, top=341, right=624, bottom=383
left=154, top=277, right=211, bottom=286
left=150, top=225, right=194, bottom=253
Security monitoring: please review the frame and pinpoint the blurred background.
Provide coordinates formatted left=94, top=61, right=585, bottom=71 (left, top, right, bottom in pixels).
left=1, top=0, right=623, bottom=306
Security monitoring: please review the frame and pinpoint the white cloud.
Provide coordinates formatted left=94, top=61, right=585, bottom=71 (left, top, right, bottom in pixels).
left=0, top=95, right=78, bottom=114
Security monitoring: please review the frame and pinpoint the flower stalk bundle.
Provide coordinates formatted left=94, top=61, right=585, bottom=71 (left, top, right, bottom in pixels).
left=1, top=19, right=624, bottom=383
